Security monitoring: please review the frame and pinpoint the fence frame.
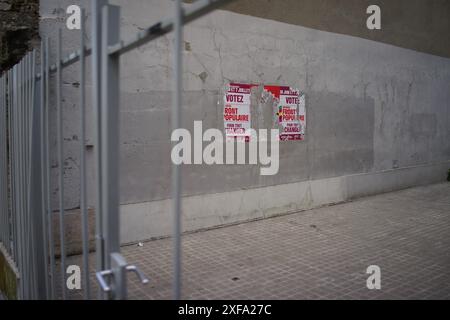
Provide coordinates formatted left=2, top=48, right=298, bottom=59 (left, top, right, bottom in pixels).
left=0, top=0, right=234, bottom=300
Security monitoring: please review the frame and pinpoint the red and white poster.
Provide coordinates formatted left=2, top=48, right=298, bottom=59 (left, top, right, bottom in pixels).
left=264, top=85, right=306, bottom=141
left=223, top=83, right=252, bottom=142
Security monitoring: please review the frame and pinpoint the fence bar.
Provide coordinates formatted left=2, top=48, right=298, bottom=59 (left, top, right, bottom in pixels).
left=6, top=71, right=9, bottom=253
left=79, top=8, right=90, bottom=300
left=92, top=1, right=108, bottom=299
left=44, top=37, right=56, bottom=300
left=3, top=76, right=5, bottom=236
left=0, top=75, right=2, bottom=247
left=39, top=41, right=50, bottom=299
left=21, top=57, right=27, bottom=299
left=34, top=50, right=40, bottom=299
left=4, top=74, right=7, bottom=250
left=4, top=73, right=8, bottom=250
left=22, top=54, right=29, bottom=299
left=0, top=75, right=5, bottom=245
left=28, top=53, right=35, bottom=298
left=27, top=54, right=32, bottom=298
left=8, top=69, right=16, bottom=261
left=30, top=49, right=47, bottom=299
left=12, top=64, right=22, bottom=299
left=18, top=59, right=27, bottom=299
left=4, top=70, right=10, bottom=259
left=100, top=4, right=121, bottom=265
left=23, top=55, right=29, bottom=298
left=172, top=0, right=183, bottom=300
left=26, top=54, right=32, bottom=298
left=7, top=70, right=11, bottom=255
left=0, top=74, right=7, bottom=252
left=7, top=70, right=10, bottom=253
left=12, top=64, right=17, bottom=264
left=0, top=75, right=3, bottom=245
left=30, top=53, right=36, bottom=298
left=13, top=64, right=19, bottom=267
left=56, top=29, right=67, bottom=300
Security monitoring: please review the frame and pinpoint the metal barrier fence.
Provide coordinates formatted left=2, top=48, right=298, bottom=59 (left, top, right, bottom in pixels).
left=0, top=0, right=232, bottom=300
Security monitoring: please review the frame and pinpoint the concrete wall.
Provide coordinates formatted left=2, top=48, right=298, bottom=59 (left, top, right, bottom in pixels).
left=39, top=0, right=450, bottom=245
left=217, top=0, right=450, bottom=59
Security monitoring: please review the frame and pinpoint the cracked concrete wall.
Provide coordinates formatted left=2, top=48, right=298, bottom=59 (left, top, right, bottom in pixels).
left=39, top=1, right=450, bottom=222
left=0, top=0, right=40, bottom=71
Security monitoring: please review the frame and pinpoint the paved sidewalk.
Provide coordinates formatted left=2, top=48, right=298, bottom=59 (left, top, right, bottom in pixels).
left=65, top=182, right=450, bottom=300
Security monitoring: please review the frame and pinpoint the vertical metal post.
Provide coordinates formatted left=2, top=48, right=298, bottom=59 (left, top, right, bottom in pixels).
left=12, top=64, right=23, bottom=299
left=26, top=53, right=32, bottom=298
left=6, top=72, right=9, bottom=252
left=101, top=4, right=120, bottom=266
left=26, top=55, right=30, bottom=186
left=40, top=41, right=50, bottom=299
left=28, top=49, right=47, bottom=299
left=9, top=63, right=18, bottom=295
left=18, top=59, right=25, bottom=299
left=0, top=75, right=3, bottom=244
left=22, top=56, right=27, bottom=298
left=0, top=75, right=4, bottom=245
left=3, top=72, right=8, bottom=250
left=92, top=1, right=108, bottom=297
left=26, top=53, right=33, bottom=298
left=56, top=29, right=67, bottom=300
left=100, top=4, right=121, bottom=299
left=45, top=37, right=56, bottom=300
left=18, top=59, right=27, bottom=299
left=23, top=56, right=28, bottom=299
left=0, top=76, right=2, bottom=247
left=7, top=71, right=11, bottom=255
left=0, top=74, right=2, bottom=245
left=24, top=55, right=29, bottom=299
left=29, top=50, right=41, bottom=299
left=29, top=52, right=36, bottom=298
left=4, top=74, right=7, bottom=248
left=6, top=71, right=10, bottom=254
left=8, top=69, right=16, bottom=261
left=0, top=74, right=6, bottom=250
left=172, top=0, right=183, bottom=301
left=12, top=64, right=17, bottom=261
left=6, top=71, right=10, bottom=253
left=80, top=8, right=90, bottom=300
left=20, top=57, right=26, bottom=299
left=95, top=5, right=149, bottom=296
left=1, top=74, right=3, bottom=245
left=3, top=73, right=7, bottom=249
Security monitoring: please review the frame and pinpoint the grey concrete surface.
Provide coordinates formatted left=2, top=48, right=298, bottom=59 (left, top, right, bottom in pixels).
left=37, top=1, right=450, bottom=239
left=61, top=182, right=450, bottom=299
left=216, top=0, right=450, bottom=59
left=116, top=162, right=449, bottom=245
